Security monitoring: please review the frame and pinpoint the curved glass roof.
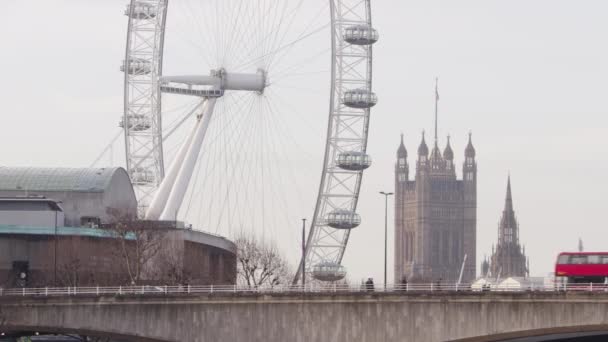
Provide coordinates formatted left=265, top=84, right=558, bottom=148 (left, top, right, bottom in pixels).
left=0, top=167, right=122, bottom=193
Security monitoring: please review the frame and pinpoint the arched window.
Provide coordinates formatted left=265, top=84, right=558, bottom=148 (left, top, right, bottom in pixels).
left=398, top=173, right=406, bottom=182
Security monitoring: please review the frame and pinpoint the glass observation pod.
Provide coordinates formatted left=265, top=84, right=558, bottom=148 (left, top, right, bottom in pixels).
left=343, top=88, right=378, bottom=109
left=121, top=58, right=152, bottom=75
left=326, top=209, right=361, bottom=229
left=119, top=114, right=152, bottom=131
left=130, top=167, right=155, bottom=184
left=312, top=262, right=347, bottom=282
left=336, top=151, right=371, bottom=171
left=124, top=2, right=157, bottom=19
left=343, top=25, right=379, bottom=45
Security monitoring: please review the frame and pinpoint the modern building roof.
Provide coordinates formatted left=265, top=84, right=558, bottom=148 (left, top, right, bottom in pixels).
left=0, top=167, right=126, bottom=193
left=0, top=225, right=126, bottom=239
left=0, top=225, right=236, bottom=251
left=0, top=197, right=64, bottom=211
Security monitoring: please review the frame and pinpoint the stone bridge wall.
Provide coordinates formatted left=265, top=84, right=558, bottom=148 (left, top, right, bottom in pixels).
left=2, top=292, right=608, bottom=342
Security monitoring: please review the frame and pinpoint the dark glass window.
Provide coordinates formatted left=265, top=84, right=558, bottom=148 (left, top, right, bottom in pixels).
left=557, top=255, right=569, bottom=264
left=81, top=216, right=101, bottom=228
left=571, top=255, right=588, bottom=264
left=588, top=255, right=601, bottom=264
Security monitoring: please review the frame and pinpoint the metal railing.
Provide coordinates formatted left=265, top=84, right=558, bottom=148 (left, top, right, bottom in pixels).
left=1, top=283, right=607, bottom=298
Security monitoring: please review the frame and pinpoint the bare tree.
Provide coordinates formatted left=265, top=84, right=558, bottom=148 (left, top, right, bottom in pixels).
left=58, top=258, right=82, bottom=287
left=105, top=208, right=165, bottom=285
left=235, top=233, right=292, bottom=288
left=156, top=247, right=192, bottom=285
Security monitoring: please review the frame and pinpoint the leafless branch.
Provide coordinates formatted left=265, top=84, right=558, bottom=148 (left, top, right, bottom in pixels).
left=235, top=233, right=292, bottom=288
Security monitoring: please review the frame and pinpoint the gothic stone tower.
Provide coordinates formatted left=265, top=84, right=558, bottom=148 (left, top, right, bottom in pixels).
left=487, top=177, right=528, bottom=278
left=394, top=133, right=477, bottom=283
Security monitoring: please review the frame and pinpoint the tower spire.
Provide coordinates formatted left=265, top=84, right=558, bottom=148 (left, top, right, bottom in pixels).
left=434, top=77, right=439, bottom=145
left=505, top=175, right=513, bottom=212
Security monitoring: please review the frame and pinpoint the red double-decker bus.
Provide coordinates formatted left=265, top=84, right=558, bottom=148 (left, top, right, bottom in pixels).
left=555, top=252, right=608, bottom=284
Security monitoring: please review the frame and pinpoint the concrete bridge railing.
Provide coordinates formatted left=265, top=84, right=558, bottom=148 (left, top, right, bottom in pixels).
left=0, top=282, right=602, bottom=297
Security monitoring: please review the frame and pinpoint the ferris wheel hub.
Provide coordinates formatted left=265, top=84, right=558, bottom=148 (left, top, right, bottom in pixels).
left=160, top=69, right=267, bottom=97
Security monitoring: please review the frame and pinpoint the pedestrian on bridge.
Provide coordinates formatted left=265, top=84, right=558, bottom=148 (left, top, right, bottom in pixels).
left=365, top=278, right=375, bottom=292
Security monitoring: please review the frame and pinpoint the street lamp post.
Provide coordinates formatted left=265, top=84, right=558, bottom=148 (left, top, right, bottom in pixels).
left=54, top=209, right=57, bottom=286
left=379, top=191, right=393, bottom=290
left=302, top=218, right=306, bottom=288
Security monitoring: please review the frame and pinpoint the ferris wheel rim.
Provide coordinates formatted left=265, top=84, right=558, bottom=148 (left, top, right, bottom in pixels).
left=122, top=0, right=375, bottom=282
left=294, top=0, right=375, bottom=283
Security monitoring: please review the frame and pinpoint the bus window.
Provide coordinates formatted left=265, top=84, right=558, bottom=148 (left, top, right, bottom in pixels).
left=571, top=256, right=588, bottom=264
left=557, top=255, right=570, bottom=264
left=602, top=256, right=608, bottom=264
left=588, top=255, right=601, bottom=264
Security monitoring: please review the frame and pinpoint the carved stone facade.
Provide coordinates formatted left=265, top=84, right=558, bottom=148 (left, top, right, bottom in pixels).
left=394, top=133, right=477, bottom=283
left=485, top=177, right=528, bottom=278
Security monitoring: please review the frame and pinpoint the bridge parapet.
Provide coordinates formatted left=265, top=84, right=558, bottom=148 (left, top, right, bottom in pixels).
left=3, top=290, right=608, bottom=342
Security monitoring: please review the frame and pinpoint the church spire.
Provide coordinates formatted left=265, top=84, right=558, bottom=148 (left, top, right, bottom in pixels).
left=505, top=175, right=513, bottom=212
left=488, top=175, right=528, bottom=278
left=499, top=175, right=517, bottom=244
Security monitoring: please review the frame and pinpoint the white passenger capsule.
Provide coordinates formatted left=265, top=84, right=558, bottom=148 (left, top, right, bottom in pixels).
left=124, top=2, right=157, bottom=19
left=326, top=209, right=361, bottom=229
left=343, top=88, right=377, bottom=109
left=119, top=114, right=151, bottom=131
left=337, top=152, right=372, bottom=171
left=343, top=25, right=379, bottom=45
left=121, top=58, right=152, bottom=75
left=130, top=167, right=155, bottom=184
left=312, top=262, right=347, bottom=282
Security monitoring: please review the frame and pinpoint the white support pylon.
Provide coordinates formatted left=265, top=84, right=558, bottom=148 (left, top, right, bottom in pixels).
left=159, top=98, right=217, bottom=220
left=144, top=100, right=207, bottom=220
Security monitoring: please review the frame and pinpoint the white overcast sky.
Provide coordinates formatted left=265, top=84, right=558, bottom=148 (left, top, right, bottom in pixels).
left=1, top=0, right=607, bottom=282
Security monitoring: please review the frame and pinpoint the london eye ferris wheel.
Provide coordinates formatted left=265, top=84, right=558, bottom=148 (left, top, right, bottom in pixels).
left=121, top=0, right=378, bottom=282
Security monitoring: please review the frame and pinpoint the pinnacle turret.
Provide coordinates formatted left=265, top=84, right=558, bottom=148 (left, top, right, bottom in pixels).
left=397, top=133, right=407, bottom=158
left=443, top=136, right=454, bottom=161
left=417, top=132, right=429, bottom=157
left=465, top=132, right=476, bottom=158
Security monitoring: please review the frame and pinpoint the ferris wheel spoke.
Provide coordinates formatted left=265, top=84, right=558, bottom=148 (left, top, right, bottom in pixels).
left=208, top=97, right=259, bottom=233
left=223, top=98, right=262, bottom=234
left=233, top=22, right=330, bottom=73
left=230, top=1, right=326, bottom=72
left=261, top=97, right=317, bottom=223
left=268, top=47, right=332, bottom=83
left=265, top=87, right=325, bottom=138
left=220, top=0, right=248, bottom=67
left=266, top=4, right=330, bottom=70
left=259, top=1, right=289, bottom=62
left=171, top=1, right=215, bottom=67
left=187, top=114, right=229, bottom=226
left=184, top=93, right=257, bottom=229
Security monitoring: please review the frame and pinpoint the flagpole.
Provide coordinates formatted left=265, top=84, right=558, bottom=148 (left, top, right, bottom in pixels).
left=434, top=77, right=439, bottom=145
